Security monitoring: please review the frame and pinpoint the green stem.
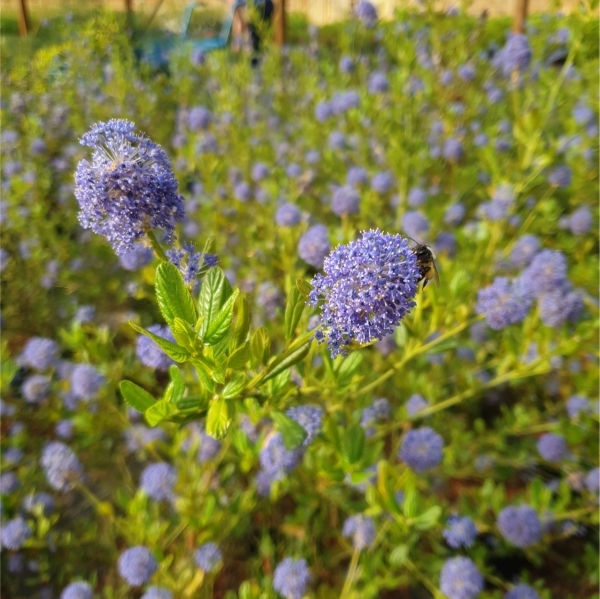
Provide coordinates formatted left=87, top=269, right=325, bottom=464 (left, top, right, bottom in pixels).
left=405, top=559, right=442, bottom=597
left=146, top=229, right=169, bottom=262
left=357, top=317, right=480, bottom=396
left=246, top=330, right=314, bottom=391
left=418, top=362, right=550, bottom=418
left=340, top=548, right=361, bottom=599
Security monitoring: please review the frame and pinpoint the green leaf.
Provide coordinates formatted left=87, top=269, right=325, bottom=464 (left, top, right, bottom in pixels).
left=198, top=268, right=233, bottom=337
left=173, top=394, right=208, bottom=411
left=155, top=262, right=197, bottom=326
left=120, top=380, right=157, bottom=413
left=191, top=358, right=217, bottom=395
left=296, top=278, right=313, bottom=299
left=251, top=327, right=271, bottom=365
left=232, top=295, right=250, bottom=348
left=222, top=373, right=246, bottom=400
left=204, top=289, right=239, bottom=345
left=227, top=342, right=251, bottom=370
left=272, top=411, right=307, bottom=450
left=129, top=322, right=190, bottom=363
left=206, top=396, right=234, bottom=440
left=268, top=369, right=291, bottom=396
left=145, top=399, right=176, bottom=426
left=261, top=341, right=310, bottom=384
left=414, top=506, right=441, bottom=530
left=389, top=545, right=409, bottom=567
left=341, top=423, right=365, bottom=465
left=171, top=317, right=198, bottom=350
left=0, top=358, right=19, bottom=394
left=335, top=351, right=364, bottom=384
left=403, top=487, right=418, bottom=519
left=168, top=365, right=185, bottom=404
left=284, top=285, right=305, bottom=340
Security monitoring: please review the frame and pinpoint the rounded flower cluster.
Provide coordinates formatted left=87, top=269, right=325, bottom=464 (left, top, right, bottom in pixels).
left=504, top=584, right=540, bottom=599
left=22, top=375, right=51, bottom=404
left=118, top=546, right=158, bottom=586
left=439, top=557, right=484, bottom=599
left=476, top=277, right=533, bottom=330
left=259, top=433, right=303, bottom=482
left=273, top=557, right=312, bottom=599
left=286, top=405, right=324, bottom=446
left=399, top=427, right=444, bottom=472
left=141, top=587, right=173, bottom=599
left=20, top=337, right=59, bottom=370
left=1, top=516, right=32, bottom=550
left=139, top=463, right=178, bottom=502
left=405, top=393, right=428, bottom=417
left=75, top=119, right=185, bottom=255
left=496, top=33, right=532, bottom=76
left=536, top=433, right=568, bottom=461
left=41, top=441, right=84, bottom=492
left=342, top=514, right=376, bottom=550
left=60, top=582, right=94, bottom=599
left=309, top=230, right=420, bottom=358
left=298, top=224, right=330, bottom=269
left=194, top=542, right=222, bottom=573
left=331, top=185, right=360, bottom=216
left=497, top=505, right=541, bottom=547
left=443, top=515, right=477, bottom=548
left=71, top=364, right=105, bottom=401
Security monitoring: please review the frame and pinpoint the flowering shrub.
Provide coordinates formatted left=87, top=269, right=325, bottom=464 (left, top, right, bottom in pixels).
left=0, top=5, right=598, bottom=599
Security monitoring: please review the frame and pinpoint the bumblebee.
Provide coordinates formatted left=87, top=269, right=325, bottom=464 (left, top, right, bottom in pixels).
left=409, top=239, right=440, bottom=289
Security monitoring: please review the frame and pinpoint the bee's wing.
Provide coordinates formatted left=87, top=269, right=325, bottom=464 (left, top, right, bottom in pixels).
left=431, top=261, right=441, bottom=287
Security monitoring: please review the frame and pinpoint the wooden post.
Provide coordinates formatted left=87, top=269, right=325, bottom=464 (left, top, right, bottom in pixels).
left=125, top=0, right=134, bottom=37
left=274, top=0, right=286, bottom=46
left=513, top=0, right=529, bottom=34
left=18, top=0, right=30, bottom=37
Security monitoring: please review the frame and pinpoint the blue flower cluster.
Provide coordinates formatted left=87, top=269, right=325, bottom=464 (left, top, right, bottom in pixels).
left=194, top=542, right=222, bottom=573
left=118, top=546, right=157, bottom=586
left=309, top=230, right=420, bottom=357
left=75, top=119, right=185, bottom=255
left=41, top=441, right=84, bottom=492
left=399, top=427, right=444, bottom=472
left=273, top=557, right=312, bottom=599
left=342, top=514, right=376, bottom=550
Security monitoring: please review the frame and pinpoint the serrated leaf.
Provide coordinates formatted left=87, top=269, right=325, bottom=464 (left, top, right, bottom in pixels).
left=222, top=372, right=246, bottom=399
left=129, top=322, right=190, bottom=363
left=284, top=285, right=305, bottom=340
left=204, top=289, right=239, bottom=345
left=198, top=268, right=233, bottom=337
left=145, top=399, right=176, bottom=426
left=120, top=380, right=157, bottom=413
left=156, top=262, right=197, bottom=326
left=296, top=278, right=313, bottom=299
left=261, top=341, right=311, bottom=384
left=251, top=327, right=270, bottom=365
left=341, top=423, right=365, bottom=465
left=227, top=342, right=251, bottom=370
left=272, top=411, right=307, bottom=450
left=168, top=365, right=185, bottom=404
left=206, top=396, right=234, bottom=440
left=232, top=295, right=250, bottom=347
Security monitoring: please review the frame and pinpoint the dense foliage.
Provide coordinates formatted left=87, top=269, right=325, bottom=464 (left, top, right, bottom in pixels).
left=1, top=5, right=599, bottom=599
